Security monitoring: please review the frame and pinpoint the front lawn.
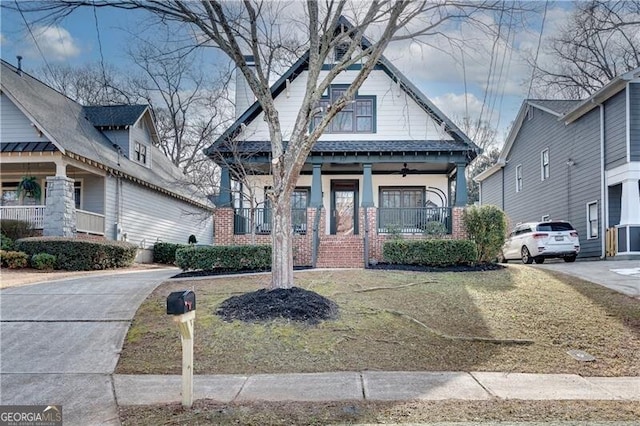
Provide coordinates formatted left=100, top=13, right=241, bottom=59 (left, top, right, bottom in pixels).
left=116, top=266, right=640, bottom=376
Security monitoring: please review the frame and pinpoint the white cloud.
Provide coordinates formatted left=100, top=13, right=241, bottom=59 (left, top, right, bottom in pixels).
left=24, top=25, right=81, bottom=61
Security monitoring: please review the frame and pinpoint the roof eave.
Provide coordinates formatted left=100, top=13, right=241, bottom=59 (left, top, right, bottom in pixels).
left=474, top=161, right=505, bottom=182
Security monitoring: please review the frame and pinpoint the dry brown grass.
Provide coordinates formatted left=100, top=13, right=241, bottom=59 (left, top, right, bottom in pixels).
left=120, top=400, right=640, bottom=425
left=116, top=265, right=640, bottom=376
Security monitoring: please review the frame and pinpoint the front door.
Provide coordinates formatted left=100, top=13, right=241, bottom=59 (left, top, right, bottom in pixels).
left=331, top=180, right=359, bottom=235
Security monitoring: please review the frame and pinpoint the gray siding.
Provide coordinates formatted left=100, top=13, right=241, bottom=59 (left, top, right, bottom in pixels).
left=0, top=93, right=51, bottom=143
left=80, top=174, right=105, bottom=214
left=104, top=176, right=117, bottom=240
left=604, top=90, right=627, bottom=169
left=630, top=83, right=640, bottom=161
left=103, top=130, right=129, bottom=155
left=119, top=180, right=213, bottom=248
left=501, top=106, right=602, bottom=257
left=480, top=170, right=503, bottom=209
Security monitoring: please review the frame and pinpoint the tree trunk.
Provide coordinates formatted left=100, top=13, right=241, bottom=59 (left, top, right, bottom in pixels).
left=270, top=194, right=294, bottom=289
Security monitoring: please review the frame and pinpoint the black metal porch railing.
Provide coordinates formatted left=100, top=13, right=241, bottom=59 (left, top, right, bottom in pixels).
left=377, top=207, right=452, bottom=234
left=234, top=208, right=308, bottom=235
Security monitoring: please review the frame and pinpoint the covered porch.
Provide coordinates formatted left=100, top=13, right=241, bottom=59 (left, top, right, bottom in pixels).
left=0, top=149, right=106, bottom=236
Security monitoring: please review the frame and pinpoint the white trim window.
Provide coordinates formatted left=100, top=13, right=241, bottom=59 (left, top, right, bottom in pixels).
left=541, top=148, right=550, bottom=180
left=587, top=201, right=599, bottom=239
left=134, top=141, right=148, bottom=165
left=515, top=164, right=523, bottom=193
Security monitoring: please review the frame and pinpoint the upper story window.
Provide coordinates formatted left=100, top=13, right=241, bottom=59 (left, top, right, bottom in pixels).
left=134, top=141, right=148, bottom=165
left=515, top=164, right=523, bottom=193
left=541, top=148, right=550, bottom=180
left=334, top=43, right=350, bottom=61
left=312, top=85, right=376, bottom=134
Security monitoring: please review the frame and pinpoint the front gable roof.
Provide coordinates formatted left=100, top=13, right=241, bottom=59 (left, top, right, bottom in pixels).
left=0, top=59, right=210, bottom=209
left=205, top=17, right=478, bottom=158
left=83, top=104, right=148, bottom=127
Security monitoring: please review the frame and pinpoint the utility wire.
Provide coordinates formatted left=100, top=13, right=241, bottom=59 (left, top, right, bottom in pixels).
left=527, top=0, right=549, bottom=99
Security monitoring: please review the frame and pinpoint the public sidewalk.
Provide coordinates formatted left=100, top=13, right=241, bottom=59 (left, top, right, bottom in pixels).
left=114, top=371, right=640, bottom=405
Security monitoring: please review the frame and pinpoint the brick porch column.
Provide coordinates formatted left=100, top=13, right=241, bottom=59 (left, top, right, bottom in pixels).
left=451, top=206, right=467, bottom=239
left=214, top=207, right=234, bottom=245
left=43, top=176, right=76, bottom=237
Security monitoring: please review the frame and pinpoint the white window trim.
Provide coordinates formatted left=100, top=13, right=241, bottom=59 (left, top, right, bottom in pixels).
left=541, top=148, right=550, bottom=181
left=586, top=200, right=599, bottom=240
left=132, top=141, right=151, bottom=167
left=515, top=164, right=522, bottom=193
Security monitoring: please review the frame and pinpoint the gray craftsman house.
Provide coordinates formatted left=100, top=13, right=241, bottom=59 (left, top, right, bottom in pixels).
left=0, top=59, right=214, bottom=249
left=476, top=67, right=640, bottom=259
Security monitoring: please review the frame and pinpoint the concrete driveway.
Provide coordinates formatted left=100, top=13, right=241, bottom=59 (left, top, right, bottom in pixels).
left=535, top=259, right=640, bottom=298
left=0, top=268, right=177, bottom=426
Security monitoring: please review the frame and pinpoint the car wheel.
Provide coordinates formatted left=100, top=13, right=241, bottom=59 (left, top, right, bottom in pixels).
left=564, top=255, right=577, bottom=263
left=534, top=257, right=545, bottom=264
left=521, top=246, right=533, bottom=264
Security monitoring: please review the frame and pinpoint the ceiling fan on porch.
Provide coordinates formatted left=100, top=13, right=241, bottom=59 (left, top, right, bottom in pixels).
left=397, top=163, right=419, bottom=177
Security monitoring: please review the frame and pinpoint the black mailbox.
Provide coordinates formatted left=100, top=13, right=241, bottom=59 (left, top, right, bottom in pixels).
left=167, top=290, right=196, bottom=315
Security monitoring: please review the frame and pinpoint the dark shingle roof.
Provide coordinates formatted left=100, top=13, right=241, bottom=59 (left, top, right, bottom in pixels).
left=83, top=105, right=148, bottom=127
left=528, top=100, right=583, bottom=116
left=212, top=139, right=469, bottom=154
left=1, top=142, right=58, bottom=153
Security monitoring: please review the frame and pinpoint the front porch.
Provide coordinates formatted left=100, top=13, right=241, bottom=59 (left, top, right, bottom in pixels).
left=0, top=205, right=105, bottom=236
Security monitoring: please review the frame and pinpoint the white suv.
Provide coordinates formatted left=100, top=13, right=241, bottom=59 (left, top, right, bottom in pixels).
left=500, top=221, right=580, bottom=264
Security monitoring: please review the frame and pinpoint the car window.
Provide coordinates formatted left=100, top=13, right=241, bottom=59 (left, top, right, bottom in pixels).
left=537, top=222, right=574, bottom=232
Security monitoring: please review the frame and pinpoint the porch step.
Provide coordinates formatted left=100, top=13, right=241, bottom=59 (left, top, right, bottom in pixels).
left=316, top=236, right=365, bottom=268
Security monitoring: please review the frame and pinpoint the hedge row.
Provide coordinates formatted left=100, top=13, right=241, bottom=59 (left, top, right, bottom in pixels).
left=153, top=242, right=188, bottom=264
left=176, top=245, right=271, bottom=271
left=16, top=237, right=137, bottom=271
left=383, top=239, right=478, bottom=266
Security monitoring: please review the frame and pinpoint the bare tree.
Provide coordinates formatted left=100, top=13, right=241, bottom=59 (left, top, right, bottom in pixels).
left=38, top=62, right=136, bottom=105
left=530, top=0, right=640, bottom=99
left=18, top=0, right=527, bottom=289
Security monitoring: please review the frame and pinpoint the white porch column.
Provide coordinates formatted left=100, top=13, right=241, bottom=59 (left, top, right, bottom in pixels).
left=43, top=176, right=76, bottom=237
left=619, top=178, right=640, bottom=225
left=54, top=159, right=67, bottom=177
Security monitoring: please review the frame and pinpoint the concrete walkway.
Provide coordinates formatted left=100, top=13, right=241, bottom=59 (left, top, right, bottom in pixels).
left=2, top=266, right=639, bottom=426
left=0, top=268, right=178, bottom=426
left=535, top=259, right=640, bottom=297
left=114, top=371, right=640, bottom=405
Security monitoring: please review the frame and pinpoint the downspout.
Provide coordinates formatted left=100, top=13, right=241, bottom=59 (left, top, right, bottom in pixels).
left=363, top=207, right=369, bottom=268
left=599, top=103, right=607, bottom=259
left=311, top=206, right=321, bottom=268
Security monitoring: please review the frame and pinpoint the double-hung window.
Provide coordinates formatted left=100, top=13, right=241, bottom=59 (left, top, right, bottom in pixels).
left=134, top=142, right=147, bottom=165
left=312, top=86, right=375, bottom=133
left=541, top=148, right=550, bottom=180
left=587, top=201, right=598, bottom=239
left=515, top=165, right=523, bottom=193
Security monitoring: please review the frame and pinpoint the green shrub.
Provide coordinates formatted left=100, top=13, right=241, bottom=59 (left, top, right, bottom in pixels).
left=31, top=253, right=57, bottom=270
left=462, top=205, right=508, bottom=263
left=383, top=239, right=477, bottom=266
left=0, top=219, right=35, bottom=240
left=422, top=221, right=448, bottom=238
left=0, top=250, right=29, bottom=269
left=1, top=233, right=14, bottom=251
left=176, top=245, right=271, bottom=271
left=16, top=237, right=137, bottom=271
left=153, top=242, right=187, bottom=264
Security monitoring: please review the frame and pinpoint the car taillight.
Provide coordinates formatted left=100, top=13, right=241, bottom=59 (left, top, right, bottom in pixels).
left=532, top=233, right=548, bottom=239
left=570, top=231, right=578, bottom=237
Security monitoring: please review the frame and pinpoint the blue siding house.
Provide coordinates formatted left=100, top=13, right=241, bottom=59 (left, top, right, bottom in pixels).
left=477, top=67, right=640, bottom=259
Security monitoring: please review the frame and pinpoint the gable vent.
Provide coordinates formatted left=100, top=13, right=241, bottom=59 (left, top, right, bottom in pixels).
left=334, top=43, right=350, bottom=61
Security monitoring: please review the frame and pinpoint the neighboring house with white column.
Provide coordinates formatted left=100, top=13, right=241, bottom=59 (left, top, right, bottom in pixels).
left=476, top=67, right=640, bottom=259
left=0, top=58, right=214, bottom=248
left=204, top=24, right=479, bottom=268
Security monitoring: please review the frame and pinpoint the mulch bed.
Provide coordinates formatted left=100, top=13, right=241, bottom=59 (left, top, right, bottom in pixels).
left=216, top=287, right=339, bottom=324
left=171, top=265, right=313, bottom=279
left=367, top=262, right=504, bottom=272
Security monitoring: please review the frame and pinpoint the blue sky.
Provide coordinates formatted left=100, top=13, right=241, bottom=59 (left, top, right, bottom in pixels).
left=0, top=2, right=575, bottom=148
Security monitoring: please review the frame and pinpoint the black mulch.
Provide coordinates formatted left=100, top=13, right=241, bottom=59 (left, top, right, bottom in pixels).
left=171, top=265, right=313, bottom=279
left=216, top=287, right=339, bottom=324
